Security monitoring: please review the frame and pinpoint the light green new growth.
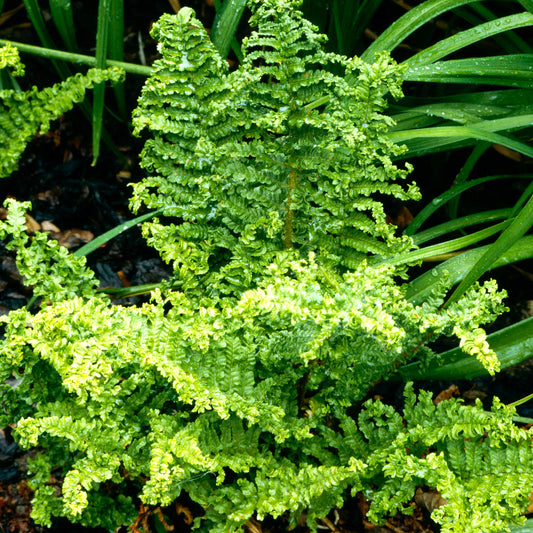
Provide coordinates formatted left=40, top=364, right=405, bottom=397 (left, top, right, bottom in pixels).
left=0, top=43, right=25, bottom=76
left=0, top=2, right=530, bottom=533
left=0, top=46, right=123, bottom=178
left=0, top=199, right=99, bottom=303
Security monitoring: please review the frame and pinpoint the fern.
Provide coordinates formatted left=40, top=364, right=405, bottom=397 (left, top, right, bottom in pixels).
left=0, top=48, right=123, bottom=177
left=0, top=2, right=530, bottom=533
left=131, top=3, right=420, bottom=298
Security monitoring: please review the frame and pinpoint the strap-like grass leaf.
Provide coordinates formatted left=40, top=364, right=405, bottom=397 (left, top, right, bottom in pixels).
left=455, top=4, right=533, bottom=54
left=23, top=0, right=72, bottom=80
left=405, top=13, right=533, bottom=68
left=0, top=39, right=152, bottom=75
left=73, top=208, right=164, bottom=257
left=519, top=0, right=533, bottom=13
left=405, top=175, right=529, bottom=235
left=361, top=0, right=484, bottom=62
left=92, top=0, right=112, bottom=165
left=413, top=208, right=513, bottom=245
left=328, top=0, right=384, bottom=55
left=107, top=0, right=126, bottom=119
left=212, top=0, right=246, bottom=59
left=405, top=55, right=533, bottom=88
left=448, top=142, right=490, bottom=219
left=49, top=0, right=78, bottom=51
left=388, top=119, right=533, bottom=159
left=396, top=315, right=533, bottom=380
left=20, top=1, right=124, bottom=159
left=386, top=220, right=509, bottom=267
left=406, top=235, right=533, bottom=304
left=445, top=191, right=533, bottom=306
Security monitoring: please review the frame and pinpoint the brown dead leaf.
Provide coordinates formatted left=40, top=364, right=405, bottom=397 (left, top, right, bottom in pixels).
left=116, top=169, right=132, bottom=181
left=175, top=502, right=194, bottom=525
left=434, top=384, right=460, bottom=405
left=0, top=4, right=24, bottom=27
left=24, top=214, right=40, bottom=233
left=168, top=0, right=181, bottom=12
left=493, top=143, right=522, bottom=162
left=154, top=507, right=174, bottom=531
left=56, top=229, right=94, bottom=249
left=40, top=220, right=61, bottom=233
left=245, top=517, right=263, bottom=533
left=415, top=488, right=447, bottom=513
left=117, top=270, right=132, bottom=287
left=386, top=206, right=414, bottom=230
left=37, top=189, right=60, bottom=206
left=462, top=386, right=487, bottom=403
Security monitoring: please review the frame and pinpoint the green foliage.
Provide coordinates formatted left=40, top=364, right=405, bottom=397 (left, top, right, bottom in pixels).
left=0, top=1, right=531, bottom=533
left=0, top=248, right=514, bottom=532
left=0, top=199, right=99, bottom=303
left=131, top=4, right=419, bottom=297
left=0, top=48, right=123, bottom=177
left=0, top=42, right=25, bottom=76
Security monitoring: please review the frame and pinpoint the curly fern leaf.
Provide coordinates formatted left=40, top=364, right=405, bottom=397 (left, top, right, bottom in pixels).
left=0, top=65, right=124, bottom=178
left=0, top=199, right=99, bottom=302
left=0, top=43, right=25, bottom=76
left=131, top=1, right=420, bottom=298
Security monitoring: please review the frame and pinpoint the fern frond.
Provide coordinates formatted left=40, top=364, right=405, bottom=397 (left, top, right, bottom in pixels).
left=0, top=43, right=24, bottom=76
left=0, top=67, right=123, bottom=178
left=131, top=2, right=420, bottom=299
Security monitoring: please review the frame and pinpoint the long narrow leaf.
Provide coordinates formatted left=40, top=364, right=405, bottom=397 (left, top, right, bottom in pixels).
left=20, top=2, right=125, bottom=159
left=211, top=0, right=247, bottom=59
left=445, top=192, right=533, bottom=306
left=389, top=121, right=533, bottom=160
left=413, top=208, right=513, bottom=245
left=396, top=88, right=533, bottom=108
left=405, top=55, right=533, bottom=88
left=74, top=208, right=164, bottom=257
left=49, top=0, right=78, bottom=51
left=396, top=316, right=533, bottom=380
left=448, top=142, right=491, bottom=219
left=457, top=4, right=533, bottom=54
left=107, top=0, right=126, bottom=119
left=340, top=0, right=384, bottom=55
left=405, top=13, right=533, bottom=68
left=385, top=221, right=509, bottom=267
left=519, top=0, right=533, bottom=13
left=406, top=175, right=527, bottom=236
left=361, top=0, right=484, bottom=62
left=92, top=0, right=111, bottom=165
left=406, top=235, right=533, bottom=304
left=22, top=0, right=72, bottom=80
left=0, top=39, right=152, bottom=75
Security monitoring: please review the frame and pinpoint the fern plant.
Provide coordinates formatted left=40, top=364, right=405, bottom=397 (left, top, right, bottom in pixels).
left=0, top=43, right=123, bottom=177
left=131, top=2, right=419, bottom=298
left=0, top=2, right=532, bottom=533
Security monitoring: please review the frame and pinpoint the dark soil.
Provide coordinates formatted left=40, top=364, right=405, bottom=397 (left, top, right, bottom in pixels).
left=0, top=1, right=532, bottom=532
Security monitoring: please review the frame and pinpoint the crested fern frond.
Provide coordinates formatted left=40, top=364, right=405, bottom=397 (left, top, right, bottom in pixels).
left=0, top=65, right=123, bottom=178
left=131, top=0, right=420, bottom=299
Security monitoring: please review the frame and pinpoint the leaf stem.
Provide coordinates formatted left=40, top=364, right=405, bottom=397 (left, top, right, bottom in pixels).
left=283, top=168, right=298, bottom=249
left=0, top=39, right=153, bottom=76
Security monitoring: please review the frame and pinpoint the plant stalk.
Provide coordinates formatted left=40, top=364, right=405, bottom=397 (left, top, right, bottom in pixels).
left=0, top=39, right=153, bottom=76
left=283, top=168, right=298, bottom=249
